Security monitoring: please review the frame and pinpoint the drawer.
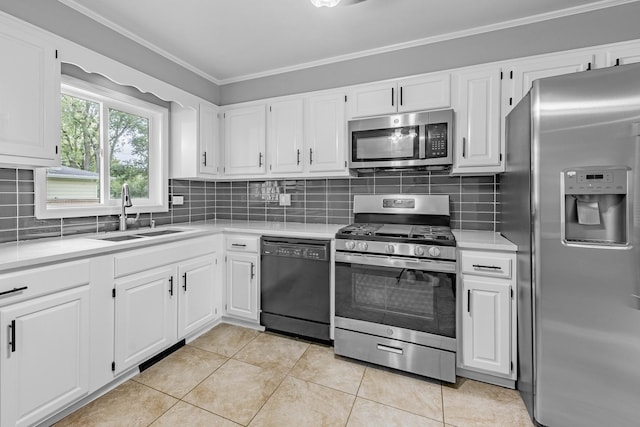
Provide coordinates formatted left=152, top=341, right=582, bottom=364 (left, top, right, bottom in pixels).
left=460, top=250, right=513, bottom=279
left=334, top=328, right=456, bottom=383
left=226, top=235, right=259, bottom=253
left=0, top=260, right=91, bottom=307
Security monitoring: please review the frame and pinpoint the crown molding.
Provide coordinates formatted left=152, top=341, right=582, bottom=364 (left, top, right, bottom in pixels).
left=58, top=0, right=637, bottom=86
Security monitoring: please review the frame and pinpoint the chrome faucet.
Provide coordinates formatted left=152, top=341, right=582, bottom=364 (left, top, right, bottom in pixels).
left=119, top=183, right=133, bottom=231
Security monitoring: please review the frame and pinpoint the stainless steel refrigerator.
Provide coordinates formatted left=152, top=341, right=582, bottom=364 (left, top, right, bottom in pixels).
left=501, top=63, right=640, bottom=427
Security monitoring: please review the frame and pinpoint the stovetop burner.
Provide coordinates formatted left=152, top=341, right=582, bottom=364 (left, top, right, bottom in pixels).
left=337, top=222, right=455, bottom=243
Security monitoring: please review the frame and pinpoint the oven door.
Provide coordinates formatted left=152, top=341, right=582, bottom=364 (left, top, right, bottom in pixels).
left=335, top=252, right=456, bottom=339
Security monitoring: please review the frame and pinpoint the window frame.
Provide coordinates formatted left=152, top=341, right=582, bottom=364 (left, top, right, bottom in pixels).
left=35, top=75, right=168, bottom=219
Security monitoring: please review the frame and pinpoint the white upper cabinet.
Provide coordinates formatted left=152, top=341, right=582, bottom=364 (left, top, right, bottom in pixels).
left=170, top=101, right=219, bottom=179
left=601, top=42, right=640, bottom=67
left=268, top=99, right=304, bottom=174
left=504, top=52, right=595, bottom=115
left=199, top=102, right=219, bottom=176
left=304, top=92, right=347, bottom=173
left=0, top=15, right=60, bottom=167
left=348, top=73, right=451, bottom=118
left=223, top=105, right=267, bottom=175
left=451, top=65, right=503, bottom=174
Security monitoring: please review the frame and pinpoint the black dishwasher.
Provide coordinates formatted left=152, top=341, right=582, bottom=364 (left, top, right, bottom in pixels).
left=260, top=236, right=331, bottom=342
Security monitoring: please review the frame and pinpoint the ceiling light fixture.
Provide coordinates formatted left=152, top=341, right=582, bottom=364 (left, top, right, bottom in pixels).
left=310, top=0, right=341, bottom=7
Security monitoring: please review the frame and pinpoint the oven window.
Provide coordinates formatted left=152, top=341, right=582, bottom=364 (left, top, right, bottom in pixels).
left=335, top=261, right=455, bottom=338
left=352, top=126, right=419, bottom=161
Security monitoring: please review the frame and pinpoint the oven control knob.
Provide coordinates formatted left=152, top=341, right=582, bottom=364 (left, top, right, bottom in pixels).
left=357, top=241, right=368, bottom=251
left=414, top=246, right=425, bottom=256
left=385, top=244, right=395, bottom=254
left=428, top=247, right=441, bottom=257
left=345, top=240, right=356, bottom=250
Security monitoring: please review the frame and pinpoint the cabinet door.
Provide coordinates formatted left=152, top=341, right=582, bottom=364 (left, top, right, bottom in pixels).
left=225, top=252, right=259, bottom=321
left=398, top=73, right=451, bottom=113
left=0, top=17, right=60, bottom=166
left=268, top=99, right=304, bottom=174
left=348, top=82, right=397, bottom=118
left=199, top=102, right=219, bottom=176
left=305, top=92, right=347, bottom=173
left=602, top=42, right=640, bottom=67
left=452, top=66, right=502, bottom=172
left=462, top=277, right=511, bottom=376
left=178, top=254, right=217, bottom=338
left=114, top=267, right=177, bottom=374
left=1, top=286, right=90, bottom=427
left=223, top=105, right=266, bottom=175
left=507, top=52, right=594, bottom=115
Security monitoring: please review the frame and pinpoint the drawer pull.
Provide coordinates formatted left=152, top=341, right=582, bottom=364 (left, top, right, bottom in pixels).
left=231, top=243, right=247, bottom=248
left=377, top=344, right=403, bottom=355
left=0, top=286, right=28, bottom=296
left=472, top=264, right=502, bottom=271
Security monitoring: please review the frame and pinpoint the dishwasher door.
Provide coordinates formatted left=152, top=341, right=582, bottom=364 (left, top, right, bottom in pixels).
left=260, top=236, right=330, bottom=341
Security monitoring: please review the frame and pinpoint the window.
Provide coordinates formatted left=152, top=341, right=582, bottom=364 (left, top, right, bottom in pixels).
left=36, top=76, right=168, bottom=218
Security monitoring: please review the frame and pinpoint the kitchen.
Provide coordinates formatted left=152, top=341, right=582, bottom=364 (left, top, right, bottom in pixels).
left=0, top=0, right=639, bottom=426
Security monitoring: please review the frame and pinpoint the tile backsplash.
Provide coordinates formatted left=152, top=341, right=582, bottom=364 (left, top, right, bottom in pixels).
left=0, top=167, right=500, bottom=244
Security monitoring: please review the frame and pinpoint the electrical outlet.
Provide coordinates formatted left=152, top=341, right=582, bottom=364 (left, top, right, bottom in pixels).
left=172, top=195, right=184, bottom=206
left=279, top=193, right=291, bottom=206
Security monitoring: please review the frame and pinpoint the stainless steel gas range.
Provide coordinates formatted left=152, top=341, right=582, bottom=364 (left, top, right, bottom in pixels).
left=334, top=194, right=457, bottom=383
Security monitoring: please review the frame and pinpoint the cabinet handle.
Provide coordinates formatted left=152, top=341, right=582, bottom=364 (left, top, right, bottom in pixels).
left=462, top=137, right=467, bottom=158
left=467, top=290, right=471, bottom=313
left=0, top=286, right=28, bottom=296
left=309, top=148, right=313, bottom=165
left=202, top=151, right=207, bottom=166
left=183, top=273, right=188, bottom=291
left=472, top=264, right=502, bottom=271
left=400, top=87, right=403, bottom=106
left=297, top=149, right=301, bottom=165
left=9, top=320, right=15, bottom=353
left=231, top=243, right=246, bottom=248
left=169, top=276, right=174, bottom=296
left=391, top=87, right=395, bottom=107
left=258, top=152, right=263, bottom=167
left=250, top=262, right=255, bottom=280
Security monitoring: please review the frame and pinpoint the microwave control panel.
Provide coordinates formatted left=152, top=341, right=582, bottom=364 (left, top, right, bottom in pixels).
left=425, top=123, right=448, bottom=158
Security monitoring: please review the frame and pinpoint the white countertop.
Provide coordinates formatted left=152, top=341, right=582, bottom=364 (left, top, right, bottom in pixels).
left=0, top=220, right=343, bottom=273
left=453, top=230, right=517, bottom=251
left=0, top=221, right=516, bottom=273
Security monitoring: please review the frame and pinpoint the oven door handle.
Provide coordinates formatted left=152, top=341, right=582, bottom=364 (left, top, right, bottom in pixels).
left=335, top=252, right=456, bottom=273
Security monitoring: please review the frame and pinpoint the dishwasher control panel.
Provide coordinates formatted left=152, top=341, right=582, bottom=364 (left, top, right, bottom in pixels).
left=261, top=240, right=328, bottom=261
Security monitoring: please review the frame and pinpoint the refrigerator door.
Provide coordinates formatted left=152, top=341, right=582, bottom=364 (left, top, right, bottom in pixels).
left=501, top=93, right=535, bottom=417
left=532, top=64, right=640, bottom=427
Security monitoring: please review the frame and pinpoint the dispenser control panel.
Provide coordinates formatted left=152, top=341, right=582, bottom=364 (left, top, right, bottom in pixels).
left=564, top=168, right=628, bottom=195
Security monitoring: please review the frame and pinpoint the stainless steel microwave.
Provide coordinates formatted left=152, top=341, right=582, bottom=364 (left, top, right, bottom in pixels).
left=348, top=109, right=453, bottom=170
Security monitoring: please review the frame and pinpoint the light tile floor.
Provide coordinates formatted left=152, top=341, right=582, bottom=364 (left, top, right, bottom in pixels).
left=55, top=324, right=534, bottom=427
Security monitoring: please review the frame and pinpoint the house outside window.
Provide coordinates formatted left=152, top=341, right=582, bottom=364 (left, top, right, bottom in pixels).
left=36, top=75, right=168, bottom=218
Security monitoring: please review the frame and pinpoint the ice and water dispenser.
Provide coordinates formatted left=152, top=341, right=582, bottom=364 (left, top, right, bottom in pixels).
left=562, top=167, right=630, bottom=246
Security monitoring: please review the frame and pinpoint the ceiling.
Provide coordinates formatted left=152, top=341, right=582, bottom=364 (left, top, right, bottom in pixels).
left=59, top=0, right=630, bottom=85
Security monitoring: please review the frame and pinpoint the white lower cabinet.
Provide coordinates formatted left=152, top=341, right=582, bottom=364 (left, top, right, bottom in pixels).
left=178, top=255, right=218, bottom=337
left=114, top=267, right=177, bottom=374
left=113, top=238, right=220, bottom=374
left=224, top=235, right=260, bottom=323
left=0, top=264, right=91, bottom=427
left=459, top=249, right=517, bottom=383
left=462, top=277, right=511, bottom=375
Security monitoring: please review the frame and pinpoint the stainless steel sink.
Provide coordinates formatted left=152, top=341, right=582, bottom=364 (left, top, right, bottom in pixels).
left=136, top=229, right=185, bottom=237
left=99, top=234, right=144, bottom=242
